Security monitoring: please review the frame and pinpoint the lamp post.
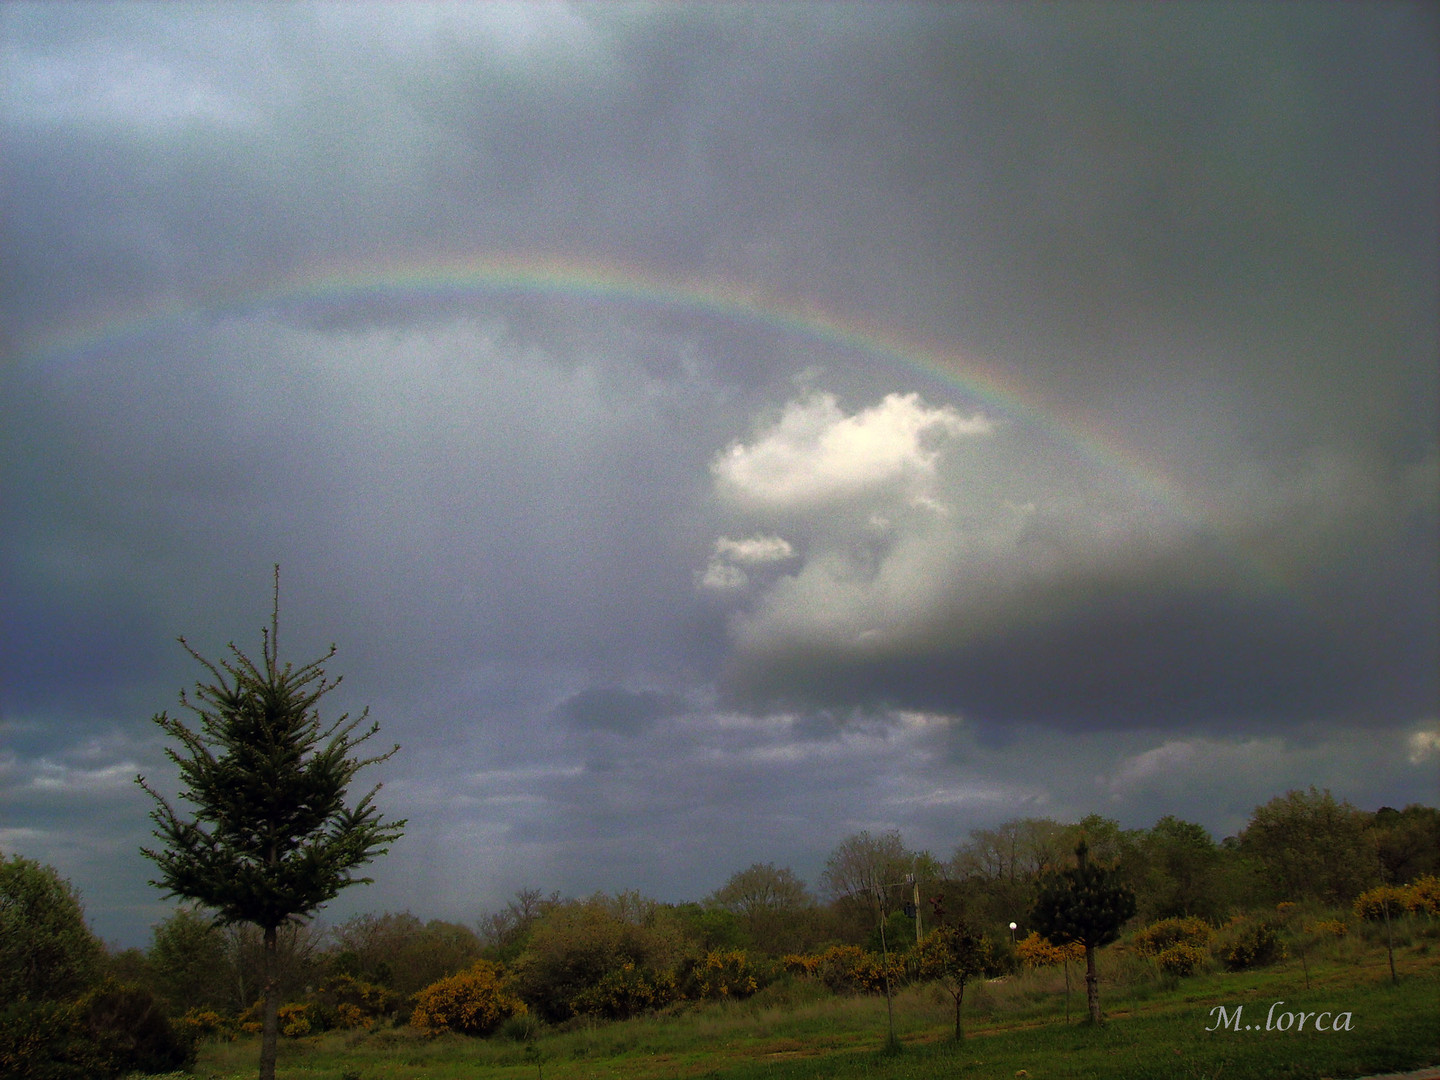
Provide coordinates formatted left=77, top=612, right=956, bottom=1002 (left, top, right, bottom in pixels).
left=1009, top=921, right=1017, bottom=944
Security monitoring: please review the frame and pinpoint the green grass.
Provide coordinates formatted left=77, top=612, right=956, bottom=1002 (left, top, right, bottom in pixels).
left=189, top=926, right=1440, bottom=1080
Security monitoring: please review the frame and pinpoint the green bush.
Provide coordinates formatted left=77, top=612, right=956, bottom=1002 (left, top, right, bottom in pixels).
left=498, top=1011, right=545, bottom=1042
left=0, top=981, right=193, bottom=1080
left=568, top=963, right=678, bottom=1020
left=1155, top=943, right=1206, bottom=977
left=307, top=973, right=396, bottom=1030
left=75, top=979, right=195, bottom=1075
left=0, top=999, right=99, bottom=1080
left=509, top=895, right=688, bottom=1022
left=1219, top=918, right=1287, bottom=971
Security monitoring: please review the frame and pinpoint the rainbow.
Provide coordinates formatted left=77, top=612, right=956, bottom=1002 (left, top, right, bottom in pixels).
left=13, top=250, right=1280, bottom=591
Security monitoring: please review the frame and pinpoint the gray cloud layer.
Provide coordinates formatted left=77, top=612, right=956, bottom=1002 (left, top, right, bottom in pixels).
left=2, top=2, right=1434, bottom=946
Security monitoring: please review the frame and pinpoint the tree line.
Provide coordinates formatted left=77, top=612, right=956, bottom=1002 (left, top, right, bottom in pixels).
left=4, top=789, right=1435, bottom=1068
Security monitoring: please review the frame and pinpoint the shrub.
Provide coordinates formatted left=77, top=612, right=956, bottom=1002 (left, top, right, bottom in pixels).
left=1353, top=885, right=1410, bottom=921
left=499, top=1011, right=545, bottom=1042
left=277, top=1002, right=312, bottom=1037
left=1155, top=944, right=1206, bottom=977
left=1219, top=918, right=1287, bottom=971
left=1015, top=931, right=1084, bottom=969
left=1133, top=917, right=1212, bottom=957
left=778, top=946, right=904, bottom=994
left=568, top=962, right=677, bottom=1020
left=1303, top=919, right=1349, bottom=938
left=411, top=961, right=527, bottom=1036
left=80, top=979, right=196, bottom=1076
left=813, top=944, right=903, bottom=995
left=1406, top=875, right=1439, bottom=917
left=782, top=953, right=821, bottom=978
left=177, top=1007, right=232, bottom=1041
left=309, top=973, right=395, bottom=1031
left=508, top=895, right=688, bottom=1022
left=679, top=948, right=762, bottom=1000
left=0, top=999, right=100, bottom=1080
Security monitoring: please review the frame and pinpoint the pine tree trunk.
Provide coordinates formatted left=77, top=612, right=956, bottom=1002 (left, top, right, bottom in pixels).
left=1084, top=942, right=1101, bottom=1024
left=260, top=924, right=279, bottom=1080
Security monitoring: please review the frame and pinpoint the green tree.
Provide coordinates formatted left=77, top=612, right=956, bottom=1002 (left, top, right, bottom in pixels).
left=137, top=577, right=405, bottom=1080
left=148, top=907, right=232, bottom=1014
left=1238, top=787, right=1371, bottom=905
left=948, top=817, right=1071, bottom=932
left=1369, top=804, right=1440, bottom=884
left=916, top=921, right=991, bottom=1040
left=1029, top=839, right=1136, bottom=1024
left=477, top=887, right=562, bottom=961
left=509, top=893, right=687, bottom=1022
left=0, top=852, right=104, bottom=1003
left=709, top=862, right=816, bottom=955
left=672, top=903, right=751, bottom=952
left=1136, top=816, right=1228, bottom=922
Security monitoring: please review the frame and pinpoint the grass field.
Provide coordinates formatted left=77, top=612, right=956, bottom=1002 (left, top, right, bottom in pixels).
left=188, top=924, right=1439, bottom=1080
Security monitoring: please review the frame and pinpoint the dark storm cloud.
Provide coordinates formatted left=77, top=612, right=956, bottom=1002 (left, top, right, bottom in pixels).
left=722, top=579, right=1432, bottom=730
left=555, top=687, right=684, bottom=735
left=2, top=2, right=1434, bottom=945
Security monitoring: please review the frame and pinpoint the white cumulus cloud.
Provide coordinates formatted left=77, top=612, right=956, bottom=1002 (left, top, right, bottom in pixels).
left=712, top=391, right=991, bottom=506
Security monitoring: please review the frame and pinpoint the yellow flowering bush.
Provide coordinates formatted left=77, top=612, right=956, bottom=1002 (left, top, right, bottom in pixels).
left=775, top=946, right=901, bottom=993
left=1132, top=917, right=1212, bottom=957
left=177, top=1009, right=229, bottom=1039
left=411, top=961, right=527, bottom=1037
left=1303, top=918, right=1349, bottom=938
left=1353, top=884, right=1412, bottom=921
left=814, top=944, right=903, bottom=994
left=682, top=949, right=760, bottom=1000
left=1406, top=875, right=1439, bottom=917
left=311, top=973, right=395, bottom=1031
left=277, top=1003, right=311, bottom=1037
left=782, top=953, right=821, bottom=978
left=1218, top=918, right=1286, bottom=971
left=1015, top=931, right=1084, bottom=968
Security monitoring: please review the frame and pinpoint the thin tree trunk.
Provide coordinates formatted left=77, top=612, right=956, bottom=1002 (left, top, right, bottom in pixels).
left=878, top=915, right=896, bottom=1049
left=260, top=924, right=279, bottom=1080
left=1084, top=942, right=1101, bottom=1024
left=1382, top=894, right=1397, bottom=985
left=953, top=979, right=965, bottom=1041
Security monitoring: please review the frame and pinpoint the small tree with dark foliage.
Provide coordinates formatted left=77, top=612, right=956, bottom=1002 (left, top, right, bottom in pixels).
left=137, top=572, right=404, bottom=1080
left=1029, top=839, right=1136, bottom=1024
left=916, top=920, right=991, bottom=1040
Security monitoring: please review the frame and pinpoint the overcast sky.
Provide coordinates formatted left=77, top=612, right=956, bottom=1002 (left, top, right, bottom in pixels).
left=2, top=2, right=1436, bottom=949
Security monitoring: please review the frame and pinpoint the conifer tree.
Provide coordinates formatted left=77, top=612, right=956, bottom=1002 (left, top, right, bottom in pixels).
left=1029, top=838, right=1136, bottom=1024
left=137, top=572, right=405, bottom=1080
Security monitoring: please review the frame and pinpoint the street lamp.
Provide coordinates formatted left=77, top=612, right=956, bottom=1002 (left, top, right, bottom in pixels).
left=1009, top=921, right=1018, bottom=944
